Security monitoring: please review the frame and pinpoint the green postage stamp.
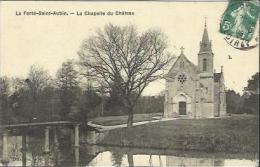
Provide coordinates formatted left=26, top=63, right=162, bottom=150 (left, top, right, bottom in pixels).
left=220, top=0, right=260, bottom=50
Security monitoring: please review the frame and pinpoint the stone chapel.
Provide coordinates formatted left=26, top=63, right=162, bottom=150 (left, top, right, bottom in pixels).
left=164, top=22, right=227, bottom=118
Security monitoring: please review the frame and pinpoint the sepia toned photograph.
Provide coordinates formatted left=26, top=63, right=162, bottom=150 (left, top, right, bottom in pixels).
left=0, top=1, right=259, bottom=166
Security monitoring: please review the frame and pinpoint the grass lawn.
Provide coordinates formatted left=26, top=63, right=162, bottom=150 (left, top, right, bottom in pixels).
left=90, top=113, right=163, bottom=126
left=97, top=114, right=259, bottom=153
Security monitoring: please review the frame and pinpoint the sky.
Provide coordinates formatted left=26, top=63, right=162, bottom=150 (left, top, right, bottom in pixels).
left=0, top=1, right=259, bottom=95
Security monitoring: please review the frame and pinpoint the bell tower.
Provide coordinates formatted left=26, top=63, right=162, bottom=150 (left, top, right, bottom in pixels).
left=196, top=18, right=215, bottom=118
left=198, top=18, right=214, bottom=75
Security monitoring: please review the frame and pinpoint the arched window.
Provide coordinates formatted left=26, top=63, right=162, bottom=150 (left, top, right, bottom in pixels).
left=180, top=61, right=184, bottom=69
left=203, top=58, right=207, bottom=71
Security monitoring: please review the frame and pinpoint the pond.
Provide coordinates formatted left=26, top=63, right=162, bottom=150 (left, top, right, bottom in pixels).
left=89, top=151, right=258, bottom=167
left=0, top=136, right=258, bottom=167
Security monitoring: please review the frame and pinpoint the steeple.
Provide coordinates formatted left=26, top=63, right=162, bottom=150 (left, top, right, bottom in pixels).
left=199, top=17, right=212, bottom=52
left=198, top=18, right=214, bottom=74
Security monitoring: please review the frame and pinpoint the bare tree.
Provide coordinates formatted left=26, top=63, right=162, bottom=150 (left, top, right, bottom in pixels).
left=26, top=64, right=51, bottom=98
left=78, top=24, right=172, bottom=127
left=25, top=64, right=51, bottom=121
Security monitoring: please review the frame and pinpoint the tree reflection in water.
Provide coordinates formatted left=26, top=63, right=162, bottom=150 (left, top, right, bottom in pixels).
left=127, top=153, right=134, bottom=167
left=1, top=136, right=258, bottom=167
left=111, top=151, right=124, bottom=167
left=7, top=136, right=22, bottom=162
left=27, top=136, right=53, bottom=166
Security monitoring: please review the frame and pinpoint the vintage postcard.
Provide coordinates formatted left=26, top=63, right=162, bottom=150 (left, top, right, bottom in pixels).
left=0, top=1, right=259, bottom=167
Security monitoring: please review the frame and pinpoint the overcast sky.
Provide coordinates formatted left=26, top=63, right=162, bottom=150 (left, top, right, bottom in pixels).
left=0, top=1, right=259, bottom=95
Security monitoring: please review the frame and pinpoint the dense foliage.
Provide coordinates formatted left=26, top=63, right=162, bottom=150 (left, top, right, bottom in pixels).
left=226, top=72, right=259, bottom=115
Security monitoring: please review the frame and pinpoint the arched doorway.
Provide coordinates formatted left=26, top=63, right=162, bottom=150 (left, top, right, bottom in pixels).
left=179, top=101, right=187, bottom=115
left=172, top=93, right=191, bottom=117
left=176, top=94, right=187, bottom=115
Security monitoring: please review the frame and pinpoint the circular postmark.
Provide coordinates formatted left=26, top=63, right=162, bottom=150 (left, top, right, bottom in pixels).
left=220, top=1, right=260, bottom=50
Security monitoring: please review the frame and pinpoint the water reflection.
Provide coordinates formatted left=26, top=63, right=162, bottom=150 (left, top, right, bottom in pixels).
left=111, top=151, right=124, bottom=166
left=89, top=151, right=257, bottom=167
left=0, top=136, right=258, bottom=167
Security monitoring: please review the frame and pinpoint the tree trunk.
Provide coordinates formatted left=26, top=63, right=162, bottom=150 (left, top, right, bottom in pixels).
left=127, top=108, right=134, bottom=128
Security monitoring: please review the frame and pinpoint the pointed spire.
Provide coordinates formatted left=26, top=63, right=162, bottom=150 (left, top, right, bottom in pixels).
left=202, top=23, right=209, bottom=45
left=200, top=17, right=211, bottom=52
left=204, top=16, right=207, bottom=28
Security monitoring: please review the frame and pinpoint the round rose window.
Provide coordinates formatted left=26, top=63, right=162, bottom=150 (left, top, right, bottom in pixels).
left=178, top=73, right=187, bottom=84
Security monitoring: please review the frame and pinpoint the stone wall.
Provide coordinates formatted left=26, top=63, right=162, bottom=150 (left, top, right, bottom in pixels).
left=164, top=77, right=197, bottom=118
left=199, top=102, right=214, bottom=118
left=214, top=82, right=220, bottom=117
left=164, top=55, right=198, bottom=118
left=164, top=52, right=222, bottom=119
left=219, top=79, right=227, bottom=116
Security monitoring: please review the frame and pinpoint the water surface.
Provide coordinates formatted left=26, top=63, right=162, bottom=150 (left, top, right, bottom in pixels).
left=0, top=136, right=258, bottom=167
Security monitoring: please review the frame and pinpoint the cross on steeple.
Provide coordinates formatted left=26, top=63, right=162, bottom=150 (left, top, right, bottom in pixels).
left=200, top=17, right=211, bottom=52
left=204, top=16, right=207, bottom=28
left=180, top=46, right=185, bottom=54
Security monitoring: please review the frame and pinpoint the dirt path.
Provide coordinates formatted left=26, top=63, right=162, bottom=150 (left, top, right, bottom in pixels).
left=87, top=117, right=177, bottom=131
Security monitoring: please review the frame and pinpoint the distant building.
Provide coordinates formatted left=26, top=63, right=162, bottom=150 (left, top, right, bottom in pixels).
left=164, top=21, right=226, bottom=118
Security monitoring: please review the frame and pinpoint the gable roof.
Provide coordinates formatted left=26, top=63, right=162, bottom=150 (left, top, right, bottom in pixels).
left=167, top=54, right=198, bottom=75
left=164, top=53, right=199, bottom=81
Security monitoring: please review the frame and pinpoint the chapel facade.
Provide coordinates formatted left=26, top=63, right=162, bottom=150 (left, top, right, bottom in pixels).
left=164, top=22, right=227, bottom=118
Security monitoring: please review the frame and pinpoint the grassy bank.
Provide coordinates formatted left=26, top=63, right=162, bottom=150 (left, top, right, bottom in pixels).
left=97, top=115, right=259, bottom=153
left=90, top=113, right=162, bottom=126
